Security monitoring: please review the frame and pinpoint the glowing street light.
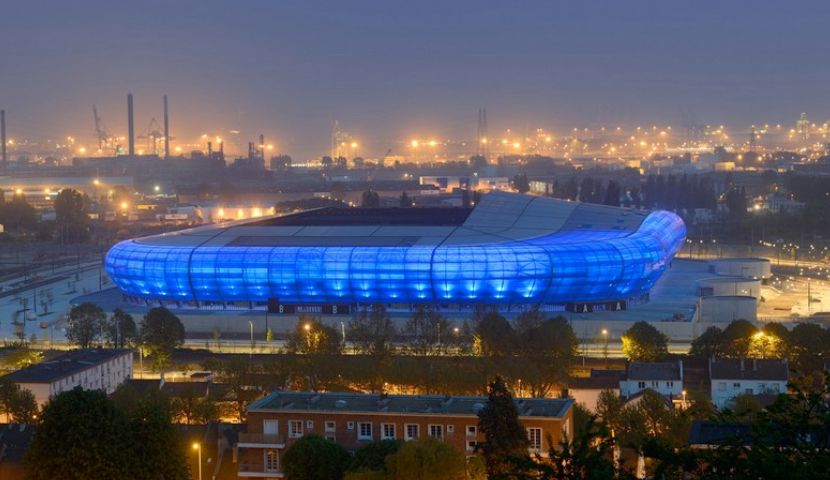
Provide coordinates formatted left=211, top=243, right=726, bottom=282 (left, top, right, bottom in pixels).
left=192, top=443, right=202, bottom=480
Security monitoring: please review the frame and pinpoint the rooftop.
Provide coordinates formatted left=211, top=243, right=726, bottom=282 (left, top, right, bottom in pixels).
left=247, top=391, right=573, bottom=419
left=709, top=358, right=789, bottom=381
left=2, top=349, right=131, bottom=384
left=626, top=361, right=682, bottom=381
left=244, top=206, right=474, bottom=227
left=569, top=369, right=626, bottom=390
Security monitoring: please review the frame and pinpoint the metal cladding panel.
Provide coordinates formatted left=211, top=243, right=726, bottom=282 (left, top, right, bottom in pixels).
left=105, top=209, right=687, bottom=305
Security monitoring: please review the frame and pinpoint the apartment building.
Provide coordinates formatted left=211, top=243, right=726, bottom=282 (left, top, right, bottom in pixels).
left=709, top=358, right=788, bottom=409
left=237, top=391, right=573, bottom=478
left=1, top=349, right=133, bottom=406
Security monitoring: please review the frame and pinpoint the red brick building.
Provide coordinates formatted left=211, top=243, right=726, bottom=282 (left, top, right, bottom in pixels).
left=236, top=391, right=573, bottom=478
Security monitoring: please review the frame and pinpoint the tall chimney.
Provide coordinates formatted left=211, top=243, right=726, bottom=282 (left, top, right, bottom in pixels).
left=163, top=95, right=170, bottom=159
left=1, top=109, right=6, bottom=167
left=127, top=93, right=135, bottom=157
left=259, top=133, right=265, bottom=159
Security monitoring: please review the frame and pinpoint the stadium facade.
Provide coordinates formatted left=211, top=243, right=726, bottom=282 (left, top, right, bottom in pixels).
left=105, top=192, right=686, bottom=312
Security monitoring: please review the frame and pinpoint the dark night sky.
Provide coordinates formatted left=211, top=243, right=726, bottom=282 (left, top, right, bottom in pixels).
left=2, top=0, right=830, bottom=160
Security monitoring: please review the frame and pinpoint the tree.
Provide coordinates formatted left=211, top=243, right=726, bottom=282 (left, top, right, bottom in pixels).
left=399, top=191, right=413, bottom=207
left=54, top=188, right=91, bottom=243
left=478, top=376, right=529, bottom=477
left=140, top=307, right=185, bottom=370
left=385, top=437, right=466, bottom=480
left=349, top=304, right=396, bottom=357
left=721, top=319, right=758, bottom=358
left=513, top=174, right=530, bottom=194
left=106, top=308, right=137, bottom=348
left=604, top=180, right=621, bottom=206
left=66, top=302, right=106, bottom=348
left=126, top=391, right=189, bottom=480
left=24, top=388, right=133, bottom=480
left=361, top=189, right=381, bottom=208
left=473, top=311, right=516, bottom=356
left=518, top=316, right=578, bottom=397
left=621, top=321, right=669, bottom=362
left=286, top=316, right=343, bottom=355
left=788, top=322, right=829, bottom=372
left=0, top=377, right=37, bottom=423
left=0, top=194, right=37, bottom=232
left=595, top=389, right=625, bottom=437
left=348, top=439, right=402, bottom=474
left=403, top=305, right=449, bottom=355
left=689, top=326, right=725, bottom=360
left=282, top=434, right=351, bottom=480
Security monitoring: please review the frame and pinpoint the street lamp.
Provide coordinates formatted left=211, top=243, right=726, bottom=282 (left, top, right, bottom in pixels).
left=681, top=390, right=687, bottom=409
left=192, top=443, right=202, bottom=480
left=248, top=320, right=254, bottom=353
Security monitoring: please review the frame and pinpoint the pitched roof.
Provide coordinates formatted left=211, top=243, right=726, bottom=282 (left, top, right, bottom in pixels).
left=709, top=358, right=789, bottom=381
left=688, top=421, right=753, bottom=447
left=569, top=369, right=626, bottom=390
left=248, top=391, right=572, bottom=419
left=1, top=349, right=132, bottom=384
left=626, top=361, right=682, bottom=381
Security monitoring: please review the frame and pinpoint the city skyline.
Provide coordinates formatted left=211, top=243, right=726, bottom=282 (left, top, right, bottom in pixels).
left=3, top=0, right=830, bottom=160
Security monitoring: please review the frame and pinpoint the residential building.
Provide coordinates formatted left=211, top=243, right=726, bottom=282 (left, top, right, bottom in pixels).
left=237, top=391, right=574, bottom=478
left=709, top=358, right=788, bottom=409
left=568, top=369, right=625, bottom=413
left=1, top=349, right=133, bottom=406
left=619, top=361, right=683, bottom=400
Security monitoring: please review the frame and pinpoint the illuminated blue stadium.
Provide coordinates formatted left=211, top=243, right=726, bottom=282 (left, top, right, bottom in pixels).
left=104, top=192, right=686, bottom=306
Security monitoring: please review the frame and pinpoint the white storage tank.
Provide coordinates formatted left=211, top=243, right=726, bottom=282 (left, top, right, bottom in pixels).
left=697, top=277, right=762, bottom=302
left=698, top=296, right=757, bottom=323
left=709, top=258, right=771, bottom=280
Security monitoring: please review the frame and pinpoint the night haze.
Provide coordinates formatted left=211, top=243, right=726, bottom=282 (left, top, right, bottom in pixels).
left=3, top=0, right=830, bottom=159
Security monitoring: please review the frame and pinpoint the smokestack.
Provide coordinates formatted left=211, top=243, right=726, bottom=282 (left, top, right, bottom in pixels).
left=207, top=141, right=212, bottom=155
left=259, top=133, right=265, bottom=159
left=127, top=93, right=135, bottom=157
left=1, top=109, right=6, bottom=167
left=163, top=95, right=170, bottom=159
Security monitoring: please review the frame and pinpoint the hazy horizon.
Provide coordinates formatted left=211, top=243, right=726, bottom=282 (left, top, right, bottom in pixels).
left=3, top=0, right=830, bottom=160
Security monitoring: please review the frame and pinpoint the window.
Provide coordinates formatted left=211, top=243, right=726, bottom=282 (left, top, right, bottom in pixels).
left=325, top=421, right=336, bottom=433
left=527, top=428, right=542, bottom=451
left=759, top=383, right=766, bottom=391
left=289, top=420, right=303, bottom=438
left=325, top=434, right=336, bottom=442
left=637, top=381, right=646, bottom=389
left=772, top=383, right=781, bottom=392
left=667, top=381, right=674, bottom=388
left=718, top=382, right=726, bottom=391
left=429, top=424, right=443, bottom=440
left=265, top=450, right=279, bottom=473
left=306, top=420, right=314, bottom=430
left=405, top=424, right=419, bottom=440
left=466, top=440, right=477, bottom=452
left=466, top=425, right=477, bottom=437
left=347, top=421, right=354, bottom=430
left=381, top=423, right=396, bottom=440
left=733, top=382, right=741, bottom=389
left=358, top=422, right=373, bottom=440
left=263, top=419, right=279, bottom=436
left=447, top=425, right=454, bottom=434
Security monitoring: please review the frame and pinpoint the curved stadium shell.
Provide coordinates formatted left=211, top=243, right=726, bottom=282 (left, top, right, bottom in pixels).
left=105, top=192, right=686, bottom=309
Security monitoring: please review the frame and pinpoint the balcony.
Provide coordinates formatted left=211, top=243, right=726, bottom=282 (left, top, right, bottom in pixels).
left=238, top=462, right=284, bottom=478
left=237, top=433, right=286, bottom=448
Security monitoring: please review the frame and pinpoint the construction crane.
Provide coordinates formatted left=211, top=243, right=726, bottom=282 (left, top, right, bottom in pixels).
left=138, top=117, right=172, bottom=155
left=92, top=105, right=118, bottom=154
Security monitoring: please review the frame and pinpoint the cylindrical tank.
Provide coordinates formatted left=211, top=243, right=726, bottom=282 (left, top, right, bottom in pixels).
left=709, top=258, right=771, bottom=280
left=697, top=277, right=762, bottom=302
left=698, top=295, right=757, bottom=323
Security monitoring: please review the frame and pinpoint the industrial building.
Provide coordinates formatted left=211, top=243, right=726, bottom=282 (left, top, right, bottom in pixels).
left=104, top=191, right=686, bottom=311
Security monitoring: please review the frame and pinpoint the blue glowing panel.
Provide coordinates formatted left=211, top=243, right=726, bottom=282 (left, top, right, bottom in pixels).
left=105, top=210, right=686, bottom=305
